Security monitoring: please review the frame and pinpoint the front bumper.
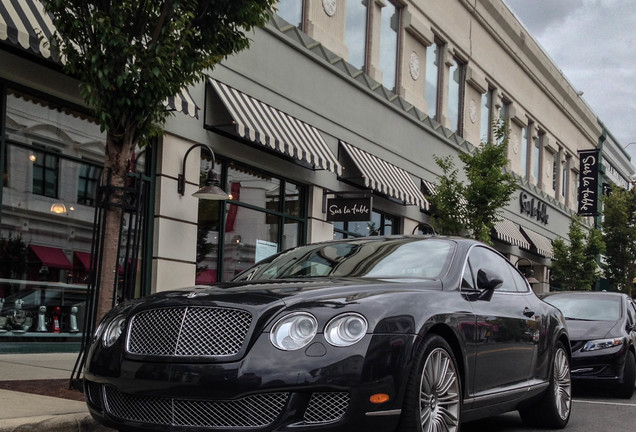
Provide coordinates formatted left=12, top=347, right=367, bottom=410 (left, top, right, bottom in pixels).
left=84, top=332, right=416, bottom=432
left=570, top=342, right=628, bottom=384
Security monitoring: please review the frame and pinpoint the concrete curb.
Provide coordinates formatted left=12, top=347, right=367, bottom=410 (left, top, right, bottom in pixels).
left=0, top=413, right=115, bottom=432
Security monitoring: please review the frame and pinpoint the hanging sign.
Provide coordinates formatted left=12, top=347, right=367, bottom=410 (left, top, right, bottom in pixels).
left=326, top=197, right=372, bottom=222
left=577, top=149, right=600, bottom=216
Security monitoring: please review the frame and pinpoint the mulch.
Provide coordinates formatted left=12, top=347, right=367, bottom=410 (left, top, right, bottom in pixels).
left=0, top=379, right=85, bottom=401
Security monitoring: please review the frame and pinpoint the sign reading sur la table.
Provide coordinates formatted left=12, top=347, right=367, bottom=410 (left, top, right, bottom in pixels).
left=577, top=149, right=600, bottom=216
left=326, top=197, right=372, bottom=222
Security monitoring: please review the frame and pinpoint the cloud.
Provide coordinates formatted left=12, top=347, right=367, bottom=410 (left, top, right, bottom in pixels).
left=503, top=0, right=636, bottom=150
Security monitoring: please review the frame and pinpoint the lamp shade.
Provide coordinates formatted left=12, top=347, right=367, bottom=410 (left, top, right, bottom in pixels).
left=192, top=170, right=228, bottom=200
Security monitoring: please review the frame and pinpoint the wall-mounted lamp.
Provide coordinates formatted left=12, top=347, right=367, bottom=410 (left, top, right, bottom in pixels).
left=177, top=143, right=228, bottom=200
left=515, top=257, right=540, bottom=284
left=50, top=203, right=67, bottom=214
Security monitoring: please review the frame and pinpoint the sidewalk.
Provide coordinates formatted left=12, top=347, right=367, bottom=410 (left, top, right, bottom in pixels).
left=0, top=353, right=114, bottom=431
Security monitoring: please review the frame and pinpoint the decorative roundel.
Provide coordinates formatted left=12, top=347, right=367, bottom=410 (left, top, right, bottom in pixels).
left=409, top=52, right=420, bottom=80
left=546, top=166, right=551, bottom=178
left=512, top=133, right=519, bottom=154
left=469, top=100, right=477, bottom=123
left=323, top=0, right=337, bottom=17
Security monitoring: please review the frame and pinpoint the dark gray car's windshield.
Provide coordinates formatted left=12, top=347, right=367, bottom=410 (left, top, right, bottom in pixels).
left=543, top=296, right=621, bottom=321
left=233, top=238, right=455, bottom=281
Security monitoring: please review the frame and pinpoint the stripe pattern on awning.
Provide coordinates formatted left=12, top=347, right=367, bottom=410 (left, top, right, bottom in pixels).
left=340, top=141, right=429, bottom=209
left=493, top=219, right=531, bottom=250
left=162, top=89, right=198, bottom=118
left=0, top=0, right=56, bottom=60
left=520, top=227, right=554, bottom=258
left=1, top=0, right=197, bottom=118
left=422, top=179, right=469, bottom=206
left=209, top=78, right=342, bottom=175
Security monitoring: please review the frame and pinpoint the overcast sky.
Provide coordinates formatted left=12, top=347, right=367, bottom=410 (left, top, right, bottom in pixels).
left=502, top=0, right=636, bottom=160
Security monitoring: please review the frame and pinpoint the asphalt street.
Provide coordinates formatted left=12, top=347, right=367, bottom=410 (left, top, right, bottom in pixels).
left=463, top=386, right=636, bottom=431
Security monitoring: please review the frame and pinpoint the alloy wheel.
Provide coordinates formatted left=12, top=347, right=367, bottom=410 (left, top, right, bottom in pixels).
left=553, top=347, right=572, bottom=420
left=419, top=347, right=460, bottom=432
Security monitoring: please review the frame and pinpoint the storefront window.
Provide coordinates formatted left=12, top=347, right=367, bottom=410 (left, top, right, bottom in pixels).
left=333, top=210, right=399, bottom=238
left=1, top=88, right=108, bottom=341
left=196, top=159, right=307, bottom=284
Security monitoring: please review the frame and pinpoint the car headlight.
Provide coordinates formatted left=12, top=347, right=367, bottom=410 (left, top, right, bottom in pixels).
left=581, top=337, right=623, bottom=352
left=102, top=314, right=127, bottom=348
left=270, top=312, right=318, bottom=351
left=325, top=313, right=368, bottom=347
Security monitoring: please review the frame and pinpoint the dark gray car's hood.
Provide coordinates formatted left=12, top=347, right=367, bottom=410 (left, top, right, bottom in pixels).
left=565, top=319, right=617, bottom=341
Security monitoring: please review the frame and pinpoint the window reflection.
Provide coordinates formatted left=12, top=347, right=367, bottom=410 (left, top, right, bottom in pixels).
left=333, top=210, right=398, bottom=238
left=346, top=0, right=368, bottom=71
left=196, top=159, right=306, bottom=283
left=448, top=57, right=464, bottom=134
left=1, top=89, right=108, bottom=337
left=276, top=0, right=303, bottom=29
left=425, top=42, right=441, bottom=119
left=481, top=89, right=492, bottom=142
left=379, top=2, right=400, bottom=91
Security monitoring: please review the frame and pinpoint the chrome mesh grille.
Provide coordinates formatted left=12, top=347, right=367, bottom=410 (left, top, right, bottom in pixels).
left=127, top=306, right=252, bottom=356
left=303, top=392, right=350, bottom=424
left=104, top=385, right=288, bottom=427
left=85, top=381, right=103, bottom=410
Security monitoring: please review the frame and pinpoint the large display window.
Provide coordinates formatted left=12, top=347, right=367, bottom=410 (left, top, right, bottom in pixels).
left=196, top=159, right=307, bottom=284
left=0, top=86, right=151, bottom=350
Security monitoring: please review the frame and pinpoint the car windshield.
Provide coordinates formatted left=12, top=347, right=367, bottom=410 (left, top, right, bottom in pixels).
left=543, top=295, right=621, bottom=321
left=233, top=238, right=455, bottom=281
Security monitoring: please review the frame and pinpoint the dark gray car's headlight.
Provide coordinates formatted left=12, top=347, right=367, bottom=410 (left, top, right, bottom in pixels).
left=270, top=312, right=318, bottom=351
left=102, top=314, right=126, bottom=348
left=581, top=337, right=623, bottom=352
left=325, top=313, right=368, bottom=347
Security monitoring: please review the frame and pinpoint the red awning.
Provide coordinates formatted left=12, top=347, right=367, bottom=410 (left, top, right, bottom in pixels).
left=196, top=269, right=217, bottom=285
left=29, top=245, right=72, bottom=270
left=73, top=251, right=92, bottom=270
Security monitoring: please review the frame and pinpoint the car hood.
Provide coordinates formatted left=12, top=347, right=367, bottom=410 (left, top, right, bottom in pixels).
left=138, top=277, right=441, bottom=307
left=565, top=319, right=618, bottom=341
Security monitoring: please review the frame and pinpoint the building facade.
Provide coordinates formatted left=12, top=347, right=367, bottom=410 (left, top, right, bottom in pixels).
left=1, top=0, right=633, bottom=351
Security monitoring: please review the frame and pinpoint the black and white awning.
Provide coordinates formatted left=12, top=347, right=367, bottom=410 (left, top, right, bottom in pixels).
left=520, top=227, right=554, bottom=258
left=492, top=218, right=531, bottom=250
left=339, top=141, right=429, bottom=209
left=208, top=78, right=342, bottom=175
left=1, top=0, right=198, bottom=118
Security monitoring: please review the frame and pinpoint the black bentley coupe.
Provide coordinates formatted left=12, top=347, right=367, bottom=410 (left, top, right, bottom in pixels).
left=84, top=236, right=571, bottom=432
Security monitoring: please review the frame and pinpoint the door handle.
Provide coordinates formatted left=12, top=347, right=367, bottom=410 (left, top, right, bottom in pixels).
left=523, top=307, right=535, bottom=318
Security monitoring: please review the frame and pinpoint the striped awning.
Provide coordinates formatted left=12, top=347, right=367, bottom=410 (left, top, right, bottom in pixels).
left=492, top=219, right=531, bottom=250
left=209, top=78, right=342, bottom=175
left=520, top=227, right=554, bottom=258
left=1, top=0, right=198, bottom=118
left=0, top=0, right=57, bottom=60
left=340, top=141, right=429, bottom=209
left=422, top=179, right=468, bottom=206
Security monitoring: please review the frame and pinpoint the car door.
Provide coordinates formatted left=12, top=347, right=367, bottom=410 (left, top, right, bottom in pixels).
left=464, top=246, right=537, bottom=396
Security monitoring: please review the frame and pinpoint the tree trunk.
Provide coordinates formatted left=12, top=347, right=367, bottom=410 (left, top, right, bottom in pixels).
left=95, top=132, right=133, bottom=324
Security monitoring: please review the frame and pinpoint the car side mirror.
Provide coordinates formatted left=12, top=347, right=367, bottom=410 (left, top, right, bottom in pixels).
left=476, top=268, right=503, bottom=291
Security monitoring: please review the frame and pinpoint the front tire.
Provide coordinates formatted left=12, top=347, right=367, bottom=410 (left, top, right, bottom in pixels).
left=616, top=350, right=635, bottom=399
left=399, top=334, right=461, bottom=432
left=519, top=341, right=571, bottom=429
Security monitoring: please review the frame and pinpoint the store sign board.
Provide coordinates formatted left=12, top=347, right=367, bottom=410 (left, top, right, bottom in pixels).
left=326, top=197, right=372, bottom=222
left=519, top=192, right=549, bottom=224
left=578, top=149, right=600, bottom=216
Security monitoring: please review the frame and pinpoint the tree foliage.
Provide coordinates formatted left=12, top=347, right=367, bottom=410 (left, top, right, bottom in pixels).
left=43, top=0, right=276, bottom=321
left=601, top=186, right=636, bottom=296
left=427, top=120, right=517, bottom=244
left=550, top=215, right=604, bottom=291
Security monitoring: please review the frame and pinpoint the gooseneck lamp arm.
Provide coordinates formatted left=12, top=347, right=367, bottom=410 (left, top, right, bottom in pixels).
left=177, top=143, right=217, bottom=196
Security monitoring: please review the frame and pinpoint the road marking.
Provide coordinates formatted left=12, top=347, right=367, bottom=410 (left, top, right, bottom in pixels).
left=574, top=399, right=636, bottom=407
